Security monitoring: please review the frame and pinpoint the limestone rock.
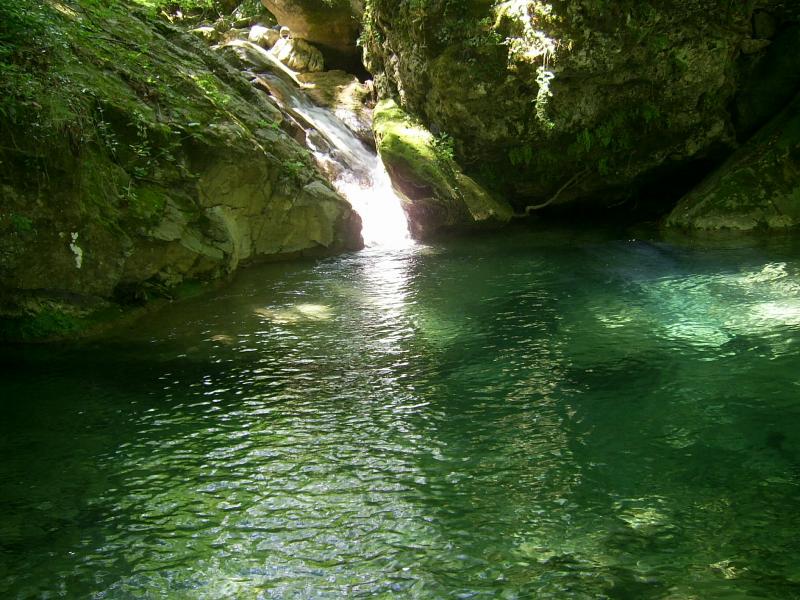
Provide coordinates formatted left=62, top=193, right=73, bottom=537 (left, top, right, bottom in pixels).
left=362, top=1, right=757, bottom=213
left=734, top=26, right=800, bottom=139
left=248, top=24, right=280, bottom=48
left=269, top=37, right=324, bottom=73
left=373, top=99, right=513, bottom=240
left=220, top=39, right=278, bottom=71
left=297, top=70, right=373, bottom=143
left=260, top=0, right=361, bottom=70
left=666, top=94, right=800, bottom=231
left=0, top=4, right=362, bottom=341
left=190, top=26, right=220, bottom=44
left=740, top=38, right=771, bottom=54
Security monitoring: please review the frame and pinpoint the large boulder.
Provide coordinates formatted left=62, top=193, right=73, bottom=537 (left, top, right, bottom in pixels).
left=248, top=24, right=280, bottom=49
left=666, top=93, right=800, bottom=231
left=260, top=0, right=361, bottom=71
left=362, top=1, right=793, bottom=213
left=373, top=99, right=513, bottom=239
left=0, top=5, right=362, bottom=341
left=269, top=36, right=324, bottom=72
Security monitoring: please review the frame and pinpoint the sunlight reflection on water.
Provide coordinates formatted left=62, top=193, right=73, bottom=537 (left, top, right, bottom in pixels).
left=2, top=232, right=800, bottom=598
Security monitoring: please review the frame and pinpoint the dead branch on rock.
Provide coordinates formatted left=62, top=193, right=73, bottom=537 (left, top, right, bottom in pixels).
left=513, top=168, right=590, bottom=217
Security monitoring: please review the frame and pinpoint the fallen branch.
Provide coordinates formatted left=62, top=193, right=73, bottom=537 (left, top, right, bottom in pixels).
left=513, top=168, right=590, bottom=217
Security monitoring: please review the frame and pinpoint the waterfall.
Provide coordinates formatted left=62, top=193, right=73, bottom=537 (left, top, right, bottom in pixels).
left=237, top=42, right=412, bottom=248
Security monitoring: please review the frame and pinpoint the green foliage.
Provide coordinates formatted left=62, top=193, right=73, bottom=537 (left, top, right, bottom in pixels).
left=282, top=159, right=307, bottom=181
left=508, top=145, right=534, bottom=167
left=234, top=0, right=266, bottom=19
left=257, top=118, right=280, bottom=130
left=9, top=213, right=35, bottom=234
left=128, top=112, right=156, bottom=178
left=436, top=14, right=502, bottom=50
left=432, top=133, right=455, bottom=163
left=133, top=0, right=224, bottom=18
left=126, top=185, right=167, bottom=222
left=0, top=1, right=64, bottom=123
left=0, top=0, right=59, bottom=63
left=576, top=128, right=592, bottom=153
left=195, top=73, right=231, bottom=108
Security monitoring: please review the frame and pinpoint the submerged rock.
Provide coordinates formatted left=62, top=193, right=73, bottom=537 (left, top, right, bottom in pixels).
left=666, top=94, right=800, bottom=231
left=373, top=99, right=513, bottom=239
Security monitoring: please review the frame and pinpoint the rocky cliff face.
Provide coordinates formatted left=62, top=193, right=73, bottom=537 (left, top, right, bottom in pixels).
left=0, top=1, right=362, bottom=341
left=362, top=0, right=799, bottom=215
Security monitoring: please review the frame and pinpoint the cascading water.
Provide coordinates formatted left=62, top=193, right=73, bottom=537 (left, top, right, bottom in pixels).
left=237, top=42, right=412, bottom=248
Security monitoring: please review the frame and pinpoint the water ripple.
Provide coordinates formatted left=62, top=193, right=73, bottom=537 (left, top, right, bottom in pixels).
left=2, top=233, right=800, bottom=598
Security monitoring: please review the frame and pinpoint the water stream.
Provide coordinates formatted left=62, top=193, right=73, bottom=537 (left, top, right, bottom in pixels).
left=2, top=227, right=800, bottom=598
left=241, top=42, right=411, bottom=248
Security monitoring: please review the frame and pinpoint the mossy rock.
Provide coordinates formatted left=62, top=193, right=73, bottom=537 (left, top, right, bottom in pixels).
left=666, top=93, right=800, bottom=231
left=373, top=99, right=512, bottom=239
left=0, top=0, right=363, bottom=341
left=362, top=0, right=755, bottom=211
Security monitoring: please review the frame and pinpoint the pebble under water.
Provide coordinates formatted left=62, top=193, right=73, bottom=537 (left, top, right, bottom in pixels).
left=2, top=227, right=800, bottom=599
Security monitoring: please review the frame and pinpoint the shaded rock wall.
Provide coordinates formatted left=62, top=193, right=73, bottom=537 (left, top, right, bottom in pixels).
left=362, top=0, right=796, bottom=214
left=667, top=93, right=800, bottom=231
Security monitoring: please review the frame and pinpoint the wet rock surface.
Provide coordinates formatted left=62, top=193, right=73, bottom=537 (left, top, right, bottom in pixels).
left=667, top=93, right=800, bottom=231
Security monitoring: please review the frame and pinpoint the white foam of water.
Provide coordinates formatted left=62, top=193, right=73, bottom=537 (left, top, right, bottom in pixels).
left=330, top=162, right=411, bottom=248
left=250, top=56, right=412, bottom=248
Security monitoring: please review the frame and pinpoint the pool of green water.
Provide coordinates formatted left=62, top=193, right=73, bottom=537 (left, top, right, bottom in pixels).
left=2, top=226, right=800, bottom=599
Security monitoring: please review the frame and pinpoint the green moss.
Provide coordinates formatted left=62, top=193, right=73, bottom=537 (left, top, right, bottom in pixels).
left=9, top=213, right=34, bottom=234
left=0, top=309, right=82, bottom=343
left=128, top=185, right=168, bottom=222
left=373, top=99, right=451, bottom=192
left=668, top=94, right=800, bottom=231
left=373, top=99, right=512, bottom=237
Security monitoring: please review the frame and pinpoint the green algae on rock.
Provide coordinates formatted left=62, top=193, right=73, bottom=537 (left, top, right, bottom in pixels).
left=362, top=0, right=761, bottom=212
left=666, top=93, right=800, bottom=231
left=373, top=99, right=513, bottom=240
left=0, top=0, right=362, bottom=342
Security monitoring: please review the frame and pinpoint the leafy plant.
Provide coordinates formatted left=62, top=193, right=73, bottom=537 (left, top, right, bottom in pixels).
left=432, top=132, right=455, bottom=163
left=508, top=144, right=534, bottom=167
left=282, top=159, right=307, bottom=180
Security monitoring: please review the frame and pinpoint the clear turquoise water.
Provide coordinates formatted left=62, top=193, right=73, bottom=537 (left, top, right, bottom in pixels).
left=2, top=227, right=800, bottom=599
